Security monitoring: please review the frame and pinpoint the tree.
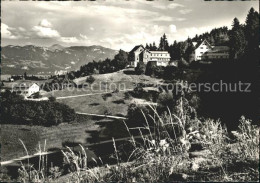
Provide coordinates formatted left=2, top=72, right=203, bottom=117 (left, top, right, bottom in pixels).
left=113, top=49, right=128, bottom=70
left=244, top=8, right=259, bottom=52
left=24, top=72, right=27, bottom=79
left=145, top=44, right=150, bottom=50
left=151, top=42, right=157, bottom=51
left=184, top=38, right=195, bottom=62
left=158, top=33, right=169, bottom=51
left=145, top=62, right=157, bottom=76
left=229, top=18, right=246, bottom=59
left=135, top=62, right=146, bottom=75
left=169, top=41, right=179, bottom=60
left=232, top=18, right=240, bottom=31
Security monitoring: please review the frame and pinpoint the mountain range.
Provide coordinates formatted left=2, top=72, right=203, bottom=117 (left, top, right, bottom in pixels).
left=1, top=44, right=118, bottom=75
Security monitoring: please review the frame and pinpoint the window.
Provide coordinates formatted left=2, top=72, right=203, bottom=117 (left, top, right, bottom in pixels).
left=200, top=47, right=203, bottom=49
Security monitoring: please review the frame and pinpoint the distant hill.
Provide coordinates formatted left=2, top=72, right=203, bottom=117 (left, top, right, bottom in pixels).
left=1, top=44, right=118, bottom=75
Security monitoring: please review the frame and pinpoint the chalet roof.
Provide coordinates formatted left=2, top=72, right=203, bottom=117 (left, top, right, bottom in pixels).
left=129, top=45, right=145, bottom=53
left=205, top=46, right=229, bottom=53
left=194, top=39, right=212, bottom=49
left=14, top=83, right=39, bottom=90
left=140, top=49, right=150, bottom=54
left=212, top=46, right=229, bottom=51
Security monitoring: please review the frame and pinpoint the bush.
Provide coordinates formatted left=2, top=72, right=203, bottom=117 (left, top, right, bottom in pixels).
left=233, top=116, right=259, bottom=160
left=86, top=75, right=95, bottom=84
left=48, top=96, right=56, bottom=102
left=31, top=92, right=42, bottom=99
left=145, top=62, right=157, bottom=76
left=102, top=93, right=112, bottom=101
left=157, top=92, right=174, bottom=112
left=135, top=62, right=146, bottom=75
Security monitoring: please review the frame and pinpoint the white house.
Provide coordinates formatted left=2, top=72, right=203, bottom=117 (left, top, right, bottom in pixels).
left=13, top=83, right=40, bottom=97
left=128, top=45, right=171, bottom=67
left=193, top=40, right=212, bottom=61
left=193, top=39, right=229, bottom=61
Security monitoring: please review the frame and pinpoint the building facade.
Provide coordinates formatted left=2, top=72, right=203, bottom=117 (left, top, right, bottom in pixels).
left=128, top=45, right=171, bottom=67
left=193, top=39, right=229, bottom=61
left=150, top=51, right=171, bottom=66
left=13, top=83, right=40, bottom=97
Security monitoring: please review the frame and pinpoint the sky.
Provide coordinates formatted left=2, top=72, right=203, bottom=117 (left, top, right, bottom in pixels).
left=1, top=0, right=259, bottom=51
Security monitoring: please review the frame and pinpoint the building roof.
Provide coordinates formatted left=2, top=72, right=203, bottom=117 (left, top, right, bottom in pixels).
left=150, top=51, right=169, bottom=53
left=205, top=46, right=229, bottom=53
left=129, top=45, right=145, bottom=53
left=194, top=39, right=212, bottom=49
left=14, top=83, right=39, bottom=90
left=140, top=49, right=150, bottom=55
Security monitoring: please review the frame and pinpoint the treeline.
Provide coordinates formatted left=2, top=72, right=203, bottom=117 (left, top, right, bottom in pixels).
left=9, top=73, right=47, bottom=81
left=229, top=8, right=259, bottom=60
left=0, top=90, right=76, bottom=126
left=66, top=49, right=128, bottom=80
left=145, top=7, right=259, bottom=62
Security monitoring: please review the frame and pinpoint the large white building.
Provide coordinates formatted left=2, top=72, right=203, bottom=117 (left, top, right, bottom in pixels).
left=150, top=51, right=171, bottom=66
left=13, top=83, right=40, bottom=97
left=128, top=45, right=171, bottom=67
left=193, top=39, right=229, bottom=61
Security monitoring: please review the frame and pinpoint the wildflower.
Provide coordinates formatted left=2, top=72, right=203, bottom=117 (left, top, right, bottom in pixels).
left=159, top=139, right=167, bottom=146
left=150, top=139, right=156, bottom=145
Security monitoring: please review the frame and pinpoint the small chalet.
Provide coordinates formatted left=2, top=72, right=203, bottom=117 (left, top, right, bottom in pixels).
left=192, top=39, right=229, bottom=61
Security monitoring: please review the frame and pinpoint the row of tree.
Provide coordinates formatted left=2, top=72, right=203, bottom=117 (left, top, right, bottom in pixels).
left=66, top=49, right=128, bottom=80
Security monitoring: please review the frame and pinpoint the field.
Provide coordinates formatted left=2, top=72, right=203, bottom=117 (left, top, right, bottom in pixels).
left=0, top=115, right=95, bottom=162
left=44, top=69, right=162, bottom=116
left=1, top=69, right=161, bottom=162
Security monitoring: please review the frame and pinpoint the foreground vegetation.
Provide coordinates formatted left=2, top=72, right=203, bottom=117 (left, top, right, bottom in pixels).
left=1, top=83, right=258, bottom=182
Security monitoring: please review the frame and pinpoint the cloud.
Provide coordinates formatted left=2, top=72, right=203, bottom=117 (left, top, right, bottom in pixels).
left=90, top=27, right=94, bottom=31
left=179, top=9, right=192, bottom=15
left=79, top=34, right=88, bottom=40
left=1, top=23, right=18, bottom=39
left=39, top=19, right=52, bottom=28
left=60, top=37, right=78, bottom=43
left=154, top=3, right=184, bottom=10
left=153, top=16, right=174, bottom=22
left=32, top=19, right=60, bottom=38
left=18, top=27, right=26, bottom=31
left=168, top=3, right=184, bottom=9
left=169, top=25, right=177, bottom=33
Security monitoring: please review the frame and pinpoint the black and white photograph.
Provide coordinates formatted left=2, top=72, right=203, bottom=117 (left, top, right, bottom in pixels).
left=0, top=0, right=259, bottom=182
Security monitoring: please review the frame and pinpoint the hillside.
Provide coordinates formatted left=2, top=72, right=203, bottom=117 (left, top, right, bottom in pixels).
left=1, top=45, right=118, bottom=75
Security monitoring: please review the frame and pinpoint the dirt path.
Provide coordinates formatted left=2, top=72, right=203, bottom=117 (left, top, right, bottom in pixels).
left=76, top=112, right=127, bottom=120
left=56, top=89, right=133, bottom=100
left=56, top=91, right=112, bottom=100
